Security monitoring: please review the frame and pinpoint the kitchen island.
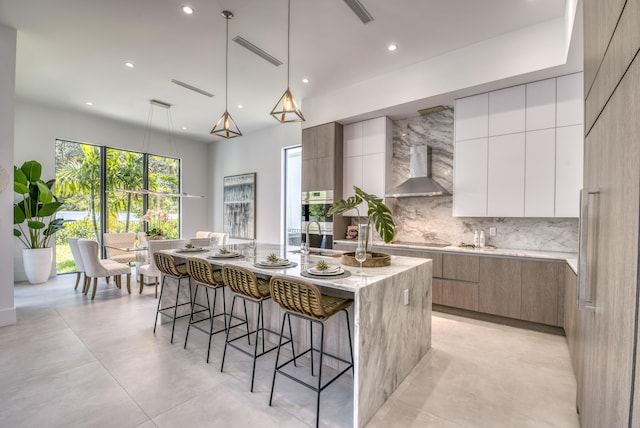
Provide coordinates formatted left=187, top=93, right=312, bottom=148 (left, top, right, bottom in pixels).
left=164, top=243, right=432, bottom=428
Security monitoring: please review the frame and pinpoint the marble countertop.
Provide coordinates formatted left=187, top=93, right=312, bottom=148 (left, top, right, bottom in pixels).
left=167, top=243, right=430, bottom=293
left=334, top=239, right=578, bottom=274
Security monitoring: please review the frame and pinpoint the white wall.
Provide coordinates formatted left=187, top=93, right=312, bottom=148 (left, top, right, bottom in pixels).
left=0, top=24, right=17, bottom=326
left=302, top=17, right=570, bottom=128
left=13, top=100, right=210, bottom=281
left=208, top=124, right=302, bottom=244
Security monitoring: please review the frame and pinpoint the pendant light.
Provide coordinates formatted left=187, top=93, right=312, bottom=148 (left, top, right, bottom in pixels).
left=211, top=10, right=242, bottom=138
left=270, top=0, right=305, bottom=123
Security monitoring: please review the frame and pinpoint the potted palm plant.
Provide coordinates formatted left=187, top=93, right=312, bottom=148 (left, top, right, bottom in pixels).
left=13, top=160, right=66, bottom=283
left=327, top=186, right=396, bottom=267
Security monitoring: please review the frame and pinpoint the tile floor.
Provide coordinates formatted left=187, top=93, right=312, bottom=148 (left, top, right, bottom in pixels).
left=0, top=274, right=579, bottom=427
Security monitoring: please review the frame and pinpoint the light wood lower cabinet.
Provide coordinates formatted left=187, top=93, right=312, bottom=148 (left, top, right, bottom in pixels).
left=479, top=257, right=522, bottom=318
left=334, top=242, right=567, bottom=327
left=521, top=260, right=563, bottom=326
left=439, top=279, right=479, bottom=311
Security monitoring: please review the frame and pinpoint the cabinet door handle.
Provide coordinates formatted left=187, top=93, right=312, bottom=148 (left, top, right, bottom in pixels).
left=578, top=188, right=599, bottom=311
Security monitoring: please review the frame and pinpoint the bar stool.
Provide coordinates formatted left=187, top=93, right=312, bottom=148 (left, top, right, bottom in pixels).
left=268, top=275, right=354, bottom=428
left=184, top=257, right=228, bottom=363
left=153, top=252, right=201, bottom=344
left=220, top=265, right=295, bottom=392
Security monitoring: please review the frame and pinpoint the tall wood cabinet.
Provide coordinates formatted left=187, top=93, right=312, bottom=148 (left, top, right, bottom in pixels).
left=574, top=1, right=640, bottom=426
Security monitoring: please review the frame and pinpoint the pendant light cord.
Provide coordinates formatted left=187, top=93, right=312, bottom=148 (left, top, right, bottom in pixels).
left=225, top=13, right=229, bottom=110
left=287, top=0, right=291, bottom=88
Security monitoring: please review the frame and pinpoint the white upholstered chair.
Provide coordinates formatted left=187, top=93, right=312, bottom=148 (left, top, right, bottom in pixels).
left=77, top=239, right=132, bottom=300
left=138, top=239, right=186, bottom=297
left=195, top=231, right=212, bottom=239
left=209, top=232, right=228, bottom=245
left=69, top=237, right=119, bottom=292
left=103, top=232, right=137, bottom=264
left=187, top=237, right=211, bottom=247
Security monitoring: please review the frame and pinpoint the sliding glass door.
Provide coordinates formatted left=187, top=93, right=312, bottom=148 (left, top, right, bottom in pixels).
left=283, top=146, right=302, bottom=248
left=55, top=140, right=180, bottom=274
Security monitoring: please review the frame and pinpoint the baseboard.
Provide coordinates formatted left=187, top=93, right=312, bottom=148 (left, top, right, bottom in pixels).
left=0, top=306, right=17, bottom=327
left=433, top=304, right=566, bottom=336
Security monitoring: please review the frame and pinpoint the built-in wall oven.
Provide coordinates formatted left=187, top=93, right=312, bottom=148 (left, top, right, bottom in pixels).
left=301, top=190, right=334, bottom=249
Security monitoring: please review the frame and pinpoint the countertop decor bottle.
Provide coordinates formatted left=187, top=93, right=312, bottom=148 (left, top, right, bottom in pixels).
left=479, top=230, right=486, bottom=248
left=473, top=230, right=480, bottom=247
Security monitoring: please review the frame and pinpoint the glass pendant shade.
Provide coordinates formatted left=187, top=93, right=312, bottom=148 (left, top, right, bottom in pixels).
left=270, top=88, right=305, bottom=123
left=211, top=109, right=242, bottom=138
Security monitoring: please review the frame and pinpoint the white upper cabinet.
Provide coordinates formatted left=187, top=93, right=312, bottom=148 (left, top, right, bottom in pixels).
left=525, top=129, right=556, bottom=217
left=557, top=73, right=584, bottom=127
left=487, top=133, right=525, bottom=217
left=453, top=138, right=488, bottom=217
left=454, top=73, right=583, bottom=218
left=526, top=78, right=556, bottom=131
left=489, top=86, right=526, bottom=136
left=343, top=122, right=363, bottom=158
left=555, top=124, right=584, bottom=217
left=455, top=93, right=488, bottom=141
left=343, top=117, right=391, bottom=216
left=362, top=117, right=387, bottom=155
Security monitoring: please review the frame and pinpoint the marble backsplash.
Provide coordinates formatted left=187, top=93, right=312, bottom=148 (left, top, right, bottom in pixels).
left=349, top=107, right=579, bottom=253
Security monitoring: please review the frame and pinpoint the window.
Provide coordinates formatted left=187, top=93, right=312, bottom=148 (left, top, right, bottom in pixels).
left=283, top=146, right=301, bottom=249
left=55, top=140, right=180, bottom=274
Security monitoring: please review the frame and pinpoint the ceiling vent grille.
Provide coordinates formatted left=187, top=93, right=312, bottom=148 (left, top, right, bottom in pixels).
left=343, top=0, right=374, bottom=24
left=170, top=79, right=214, bottom=97
left=233, top=36, right=283, bottom=66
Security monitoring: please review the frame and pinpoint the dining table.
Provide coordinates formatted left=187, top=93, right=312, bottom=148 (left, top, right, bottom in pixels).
left=160, top=242, right=432, bottom=428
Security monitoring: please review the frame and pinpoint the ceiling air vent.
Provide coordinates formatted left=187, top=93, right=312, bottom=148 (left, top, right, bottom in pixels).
left=233, top=36, right=283, bottom=66
left=418, top=105, right=446, bottom=115
left=170, top=79, right=214, bottom=98
left=343, top=0, right=374, bottom=24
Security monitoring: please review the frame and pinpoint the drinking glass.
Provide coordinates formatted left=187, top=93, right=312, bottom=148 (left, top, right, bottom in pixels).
left=355, top=246, right=366, bottom=275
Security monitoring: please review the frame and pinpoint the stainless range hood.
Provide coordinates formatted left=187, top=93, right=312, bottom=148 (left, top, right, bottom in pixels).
left=385, top=145, right=451, bottom=198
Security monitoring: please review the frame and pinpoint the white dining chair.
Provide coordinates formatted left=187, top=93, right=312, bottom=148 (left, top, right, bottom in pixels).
left=138, top=239, right=186, bottom=297
left=77, top=239, right=132, bottom=300
left=103, top=232, right=137, bottom=264
left=187, top=237, right=211, bottom=247
left=69, top=237, right=120, bottom=292
left=195, top=231, right=213, bottom=239
left=209, top=232, right=228, bottom=245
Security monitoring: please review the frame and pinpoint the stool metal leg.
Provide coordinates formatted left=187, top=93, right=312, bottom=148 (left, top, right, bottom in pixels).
left=221, top=295, right=237, bottom=373
left=315, top=322, right=325, bottom=428
left=309, top=320, right=314, bottom=376
left=153, top=275, right=167, bottom=333
left=183, top=283, right=200, bottom=349
left=169, top=277, right=184, bottom=344
left=269, top=312, right=289, bottom=406
left=250, top=301, right=263, bottom=392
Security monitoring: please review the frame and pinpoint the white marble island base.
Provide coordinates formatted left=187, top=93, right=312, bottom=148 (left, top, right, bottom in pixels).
left=162, top=245, right=432, bottom=427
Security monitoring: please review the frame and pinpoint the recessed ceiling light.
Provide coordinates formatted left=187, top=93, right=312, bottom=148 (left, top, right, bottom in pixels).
left=182, top=126, right=187, bottom=130
left=237, top=104, right=244, bottom=109
left=182, top=5, right=193, bottom=14
left=125, top=61, right=135, bottom=68
left=302, top=78, right=309, bottom=83
left=388, top=44, right=398, bottom=51
left=85, top=101, right=93, bottom=106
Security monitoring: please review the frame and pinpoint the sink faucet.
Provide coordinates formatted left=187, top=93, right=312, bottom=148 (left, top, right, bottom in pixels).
left=305, top=220, right=322, bottom=249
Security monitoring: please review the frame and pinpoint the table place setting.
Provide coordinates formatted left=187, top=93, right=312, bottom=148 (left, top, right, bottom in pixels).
left=254, top=253, right=297, bottom=269
left=175, top=246, right=207, bottom=253
left=207, top=248, right=242, bottom=259
left=301, top=259, right=351, bottom=279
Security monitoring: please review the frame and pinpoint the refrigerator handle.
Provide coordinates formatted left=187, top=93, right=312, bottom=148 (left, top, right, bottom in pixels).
left=578, top=188, right=599, bottom=311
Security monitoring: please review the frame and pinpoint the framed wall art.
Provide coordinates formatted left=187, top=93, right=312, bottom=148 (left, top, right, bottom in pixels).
left=223, top=172, right=256, bottom=239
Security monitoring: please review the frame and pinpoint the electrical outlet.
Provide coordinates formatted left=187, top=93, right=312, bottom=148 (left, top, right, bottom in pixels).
left=489, top=227, right=497, bottom=237
left=403, top=289, right=409, bottom=306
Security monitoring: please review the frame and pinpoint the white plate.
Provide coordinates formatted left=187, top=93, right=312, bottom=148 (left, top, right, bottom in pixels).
left=209, top=252, right=240, bottom=258
left=259, top=259, right=289, bottom=266
left=177, top=247, right=204, bottom=252
left=308, top=267, right=343, bottom=276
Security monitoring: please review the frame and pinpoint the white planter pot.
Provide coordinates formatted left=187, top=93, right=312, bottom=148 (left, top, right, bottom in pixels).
left=22, top=247, right=53, bottom=284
